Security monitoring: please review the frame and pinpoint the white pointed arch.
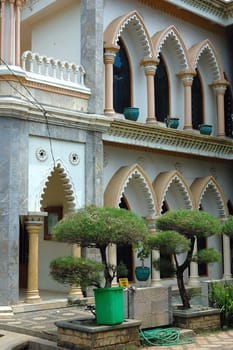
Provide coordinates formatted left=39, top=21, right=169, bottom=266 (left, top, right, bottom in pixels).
left=35, top=161, right=77, bottom=213
left=104, top=10, right=154, bottom=59
left=151, top=25, right=191, bottom=71
left=190, top=176, right=228, bottom=218
left=189, top=39, right=224, bottom=82
left=153, top=170, right=194, bottom=213
left=104, top=164, right=159, bottom=217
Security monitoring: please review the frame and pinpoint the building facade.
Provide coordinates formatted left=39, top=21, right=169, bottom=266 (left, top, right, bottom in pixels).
left=0, top=0, right=233, bottom=306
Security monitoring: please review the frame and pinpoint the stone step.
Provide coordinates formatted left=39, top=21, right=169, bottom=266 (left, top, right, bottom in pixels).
left=0, top=306, right=14, bottom=319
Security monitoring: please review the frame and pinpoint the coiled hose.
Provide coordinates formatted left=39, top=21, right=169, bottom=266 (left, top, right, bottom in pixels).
left=139, top=327, right=193, bottom=346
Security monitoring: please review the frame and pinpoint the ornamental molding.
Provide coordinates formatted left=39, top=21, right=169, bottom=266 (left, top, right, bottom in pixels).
left=138, top=0, right=233, bottom=26
left=103, top=120, right=233, bottom=160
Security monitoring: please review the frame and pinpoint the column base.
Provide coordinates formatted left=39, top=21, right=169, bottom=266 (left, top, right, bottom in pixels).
left=25, top=290, right=41, bottom=304
left=146, top=118, right=157, bottom=124
left=104, top=109, right=115, bottom=116
left=151, top=279, right=163, bottom=287
left=188, top=276, right=200, bottom=288
left=223, top=274, right=232, bottom=280
left=68, top=286, right=83, bottom=299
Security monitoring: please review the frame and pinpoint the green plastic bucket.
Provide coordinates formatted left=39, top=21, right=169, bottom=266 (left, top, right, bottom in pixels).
left=94, top=287, right=124, bottom=325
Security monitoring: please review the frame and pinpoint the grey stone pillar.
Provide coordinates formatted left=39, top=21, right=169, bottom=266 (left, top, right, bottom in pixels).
left=85, top=131, right=103, bottom=206
left=0, top=117, right=28, bottom=305
left=80, top=0, right=104, bottom=114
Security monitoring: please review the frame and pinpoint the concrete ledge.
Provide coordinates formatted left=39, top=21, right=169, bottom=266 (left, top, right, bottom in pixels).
left=173, top=306, right=220, bottom=331
left=56, top=317, right=141, bottom=350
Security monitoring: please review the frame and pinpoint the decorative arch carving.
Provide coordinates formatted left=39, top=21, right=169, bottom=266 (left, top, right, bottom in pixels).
left=190, top=176, right=228, bottom=218
left=104, top=164, right=159, bottom=216
left=153, top=170, right=194, bottom=213
left=104, top=10, right=154, bottom=59
left=38, top=162, right=76, bottom=212
left=189, top=39, right=224, bottom=81
left=151, top=25, right=191, bottom=71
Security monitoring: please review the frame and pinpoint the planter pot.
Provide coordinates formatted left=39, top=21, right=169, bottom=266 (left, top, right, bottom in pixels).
left=123, top=107, right=139, bottom=121
left=135, top=266, right=150, bottom=281
left=165, top=118, right=179, bottom=129
left=199, top=124, right=212, bottom=135
left=94, top=287, right=124, bottom=325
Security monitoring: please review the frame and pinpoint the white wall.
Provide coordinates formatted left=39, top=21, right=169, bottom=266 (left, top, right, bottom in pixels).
left=31, top=1, right=81, bottom=63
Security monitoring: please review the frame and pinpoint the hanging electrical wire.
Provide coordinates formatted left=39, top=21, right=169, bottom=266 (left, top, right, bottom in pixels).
left=0, top=58, right=56, bottom=167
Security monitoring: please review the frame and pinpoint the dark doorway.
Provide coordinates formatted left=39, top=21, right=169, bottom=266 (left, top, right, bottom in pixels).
left=113, top=39, right=131, bottom=113
left=19, top=217, right=28, bottom=288
left=192, top=70, right=203, bottom=129
left=154, top=55, right=169, bottom=122
left=117, top=196, right=134, bottom=281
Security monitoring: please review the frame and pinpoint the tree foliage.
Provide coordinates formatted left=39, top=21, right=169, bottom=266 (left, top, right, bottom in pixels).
left=52, top=206, right=148, bottom=246
left=50, top=256, right=104, bottom=289
left=222, top=215, right=233, bottom=237
left=156, top=209, right=221, bottom=238
left=51, top=206, right=149, bottom=288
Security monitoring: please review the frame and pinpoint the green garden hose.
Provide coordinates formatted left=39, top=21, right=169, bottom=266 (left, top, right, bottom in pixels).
left=139, top=327, right=193, bottom=346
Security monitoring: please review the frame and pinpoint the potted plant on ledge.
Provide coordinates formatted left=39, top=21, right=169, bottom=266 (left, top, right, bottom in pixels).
left=50, top=206, right=149, bottom=325
left=135, top=244, right=151, bottom=281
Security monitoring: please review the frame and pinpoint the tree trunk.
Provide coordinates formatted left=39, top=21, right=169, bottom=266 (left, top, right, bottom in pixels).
left=177, top=270, right=191, bottom=309
left=99, top=245, right=113, bottom=288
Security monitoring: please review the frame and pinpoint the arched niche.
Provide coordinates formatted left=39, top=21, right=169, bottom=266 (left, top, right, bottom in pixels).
left=189, top=39, right=225, bottom=134
left=152, top=25, right=191, bottom=126
left=104, top=11, right=155, bottom=121
left=153, top=170, right=194, bottom=213
left=38, top=162, right=77, bottom=214
left=104, top=163, right=158, bottom=217
left=190, top=176, right=227, bottom=218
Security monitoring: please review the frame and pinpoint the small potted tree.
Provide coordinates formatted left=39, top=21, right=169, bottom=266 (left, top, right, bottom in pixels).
left=135, top=244, right=151, bottom=281
left=50, top=206, right=149, bottom=325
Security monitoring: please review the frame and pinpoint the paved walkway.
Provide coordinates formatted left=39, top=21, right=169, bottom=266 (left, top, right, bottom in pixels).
left=0, top=304, right=232, bottom=349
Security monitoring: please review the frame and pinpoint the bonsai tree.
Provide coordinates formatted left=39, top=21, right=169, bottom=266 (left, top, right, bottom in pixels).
left=146, top=209, right=222, bottom=309
left=50, top=206, right=149, bottom=289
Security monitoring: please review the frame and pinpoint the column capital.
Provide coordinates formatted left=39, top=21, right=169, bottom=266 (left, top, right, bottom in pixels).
left=178, top=70, right=195, bottom=83
left=104, top=46, right=119, bottom=64
left=141, top=57, right=159, bottom=76
left=211, top=79, right=229, bottom=93
left=24, top=211, right=47, bottom=226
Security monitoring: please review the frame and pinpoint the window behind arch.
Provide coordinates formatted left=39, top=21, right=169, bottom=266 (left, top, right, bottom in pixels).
left=154, top=55, right=169, bottom=122
left=192, top=70, right=203, bottom=129
left=113, top=40, right=131, bottom=113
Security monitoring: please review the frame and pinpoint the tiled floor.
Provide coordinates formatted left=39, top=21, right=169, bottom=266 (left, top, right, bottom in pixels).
left=0, top=291, right=232, bottom=350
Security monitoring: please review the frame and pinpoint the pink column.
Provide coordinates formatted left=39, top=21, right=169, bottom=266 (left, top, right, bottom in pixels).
left=9, top=0, right=15, bottom=65
left=179, top=71, right=195, bottom=130
left=15, top=0, right=22, bottom=66
left=213, top=80, right=228, bottom=137
left=104, top=48, right=119, bottom=116
left=0, top=0, right=6, bottom=63
left=142, top=58, right=159, bottom=124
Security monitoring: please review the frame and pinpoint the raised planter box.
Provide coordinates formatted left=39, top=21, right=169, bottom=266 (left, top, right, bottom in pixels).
left=173, top=307, right=220, bottom=331
left=56, top=317, right=141, bottom=350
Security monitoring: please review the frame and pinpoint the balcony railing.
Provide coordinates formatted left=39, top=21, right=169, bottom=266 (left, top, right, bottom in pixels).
left=21, top=51, right=87, bottom=89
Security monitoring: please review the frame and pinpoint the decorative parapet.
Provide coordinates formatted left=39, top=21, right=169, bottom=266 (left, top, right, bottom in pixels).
left=21, top=51, right=90, bottom=94
left=103, top=120, right=233, bottom=160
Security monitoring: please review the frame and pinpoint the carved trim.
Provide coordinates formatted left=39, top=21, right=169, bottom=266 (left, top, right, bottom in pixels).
left=104, top=120, right=233, bottom=160
left=153, top=170, right=194, bottom=213
left=104, top=163, right=159, bottom=216
left=104, top=10, right=154, bottom=58
left=191, top=176, right=228, bottom=217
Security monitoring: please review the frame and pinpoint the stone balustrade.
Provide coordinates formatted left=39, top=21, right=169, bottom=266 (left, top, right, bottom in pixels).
left=21, top=51, right=86, bottom=86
